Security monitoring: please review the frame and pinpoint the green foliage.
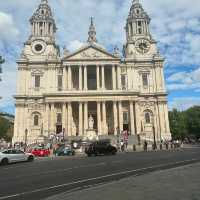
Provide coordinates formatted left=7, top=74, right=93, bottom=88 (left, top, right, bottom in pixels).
left=0, top=116, right=13, bottom=141
left=169, top=106, right=200, bottom=140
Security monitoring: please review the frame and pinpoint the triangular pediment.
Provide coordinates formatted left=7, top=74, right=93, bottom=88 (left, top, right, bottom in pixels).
left=63, top=43, right=119, bottom=61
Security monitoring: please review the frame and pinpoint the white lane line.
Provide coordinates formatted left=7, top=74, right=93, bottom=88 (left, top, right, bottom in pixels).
left=0, top=158, right=199, bottom=200
left=0, top=162, right=106, bottom=179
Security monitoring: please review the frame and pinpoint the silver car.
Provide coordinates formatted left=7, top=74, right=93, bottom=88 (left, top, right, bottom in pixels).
left=0, top=149, right=34, bottom=165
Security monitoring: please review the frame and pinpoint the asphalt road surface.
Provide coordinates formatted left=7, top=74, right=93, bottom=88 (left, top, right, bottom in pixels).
left=0, top=148, right=200, bottom=200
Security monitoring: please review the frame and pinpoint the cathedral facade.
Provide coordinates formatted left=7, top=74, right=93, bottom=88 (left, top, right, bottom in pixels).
left=13, top=0, right=171, bottom=144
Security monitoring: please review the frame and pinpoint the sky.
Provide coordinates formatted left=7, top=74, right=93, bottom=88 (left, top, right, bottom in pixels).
left=0, top=0, right=200, bottom=115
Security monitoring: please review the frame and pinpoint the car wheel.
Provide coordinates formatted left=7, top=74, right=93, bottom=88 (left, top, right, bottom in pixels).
left=1, top=158, right=9, bottom=165
left=112, top=150, right=116, bottom=155
left=27, top=156, right=34, bottom=162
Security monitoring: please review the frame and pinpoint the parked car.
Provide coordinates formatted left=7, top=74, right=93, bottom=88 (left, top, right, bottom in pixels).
left=31, top=148, right=50, bottom=157
left=85, top=141, right=117, bottom=157
left=0, top=149, right=34, bottom=165
left=55, top=146, right=75, bottom=156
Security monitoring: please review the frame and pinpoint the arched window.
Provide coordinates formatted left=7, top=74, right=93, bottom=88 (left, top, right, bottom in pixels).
left=145, top=113, right=151, bottom=123
left=34, top=115, right=39, bottom=126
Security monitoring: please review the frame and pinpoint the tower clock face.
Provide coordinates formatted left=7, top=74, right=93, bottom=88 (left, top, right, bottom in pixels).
left=135, top=38, right=151, bottom=54
left=32, top=40, right=46, bottom=54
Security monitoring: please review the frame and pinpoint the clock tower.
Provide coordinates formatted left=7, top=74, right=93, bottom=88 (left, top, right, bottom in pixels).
left=124, top=0, right=158, bottom=58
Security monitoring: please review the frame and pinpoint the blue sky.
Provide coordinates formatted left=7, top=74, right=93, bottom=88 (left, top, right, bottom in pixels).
left=0, top=0, right=200, bottom=115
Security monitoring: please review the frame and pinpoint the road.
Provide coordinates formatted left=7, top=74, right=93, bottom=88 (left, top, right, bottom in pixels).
left=0, top=148, right=200, bottom=200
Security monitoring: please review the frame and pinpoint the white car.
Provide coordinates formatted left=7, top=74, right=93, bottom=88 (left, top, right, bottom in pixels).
left=0, top=149, right=34, bottom=165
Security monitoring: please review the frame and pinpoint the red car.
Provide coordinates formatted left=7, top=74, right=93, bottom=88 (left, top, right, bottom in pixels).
left=31, top=148, right=50, bottom=157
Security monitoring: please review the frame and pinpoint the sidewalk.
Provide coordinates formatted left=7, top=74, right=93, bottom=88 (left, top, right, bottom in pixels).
left=45, top=162, right=200, bottom=200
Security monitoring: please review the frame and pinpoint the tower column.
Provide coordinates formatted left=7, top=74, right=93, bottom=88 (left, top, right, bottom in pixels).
left=102, top=101, right=107, bottom=134
left=113, top=101, right=118, bottom=135
left=112, top=65, right=116, bottom=90
left=129, top=101, right=135, bottom=135
left=96, top=65, right=100, bottom=90
left=79, top=65, right=83, bottom=90
left=62, top=103, right=67, bottom=134
left=67, top=102, right=72, bottom=136
left=101, top=65, right=105, bottom=90
left=97, top=102, right=101, bottom=135
left=84, top=65, right=88, bottom=90
left=68, top=66, right=72, bottom=90
left=50, top=103, right=55, bottom=133
left=117, top=66, right=121, bottom=90
left=63, top=67, right=67, bottom=91
left=118, top=101, right=123, bottom=132
left=84, top=102, right=88, bottom=134
left=79, top=102, right=83, bottom=136
left=44, top=103, right=50, bottom=135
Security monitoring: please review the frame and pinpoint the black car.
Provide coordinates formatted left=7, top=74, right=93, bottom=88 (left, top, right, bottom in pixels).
left=55, top=146, right=75, bottom=156
left=85, top=141, right=117, bottom=156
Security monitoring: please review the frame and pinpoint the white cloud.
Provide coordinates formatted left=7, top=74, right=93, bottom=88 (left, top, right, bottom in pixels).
left=169, top=97, right=200, bottom=111
left=0, top=12, right=19, bottom=41
left=0, top=0, right=200, bottom=113
left=167, top=68, right=200, bottom=92
left=68, top=40, right=84, bottom=52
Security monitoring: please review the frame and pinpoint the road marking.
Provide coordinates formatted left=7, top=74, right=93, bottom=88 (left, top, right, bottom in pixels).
left=0, top=158, right=199, bottom=200
left=0, top=162, right=106, bottom=179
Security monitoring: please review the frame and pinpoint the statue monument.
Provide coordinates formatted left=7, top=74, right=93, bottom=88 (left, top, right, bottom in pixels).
left=83, top=114, right=99, bottom=141
left=88, top=115, right=94, bottom=130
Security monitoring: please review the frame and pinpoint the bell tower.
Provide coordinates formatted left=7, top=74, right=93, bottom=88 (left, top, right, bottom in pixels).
left=29, top=0, right=57, bottom=42
left=124, top=0, right=158, bottom=58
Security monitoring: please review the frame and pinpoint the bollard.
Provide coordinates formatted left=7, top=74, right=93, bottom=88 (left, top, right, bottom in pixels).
left=133, top=144, right=136, bottom=152
left=160, top=144, right=162, bottom=150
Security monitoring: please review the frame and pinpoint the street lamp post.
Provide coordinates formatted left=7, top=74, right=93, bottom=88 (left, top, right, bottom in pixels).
left=63, top=128, right=65, bottom=142
left=0, top=56, right=5, bottom=82
left=25, top=128, right=28, bottom=151
left=153, top=125, right=157, bottom=150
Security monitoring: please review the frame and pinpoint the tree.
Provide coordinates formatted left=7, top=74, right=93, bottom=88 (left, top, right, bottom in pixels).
left=169, top=109, right=187, bottom=139
left=0, top=55, right=5, bottom=81
left=185, top=106, right=200, bottom=139
left=0, top=116, right=13, bottom=141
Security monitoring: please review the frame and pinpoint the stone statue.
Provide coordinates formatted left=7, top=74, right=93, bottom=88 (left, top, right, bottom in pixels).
left=88, top=115, right=94, bottom=130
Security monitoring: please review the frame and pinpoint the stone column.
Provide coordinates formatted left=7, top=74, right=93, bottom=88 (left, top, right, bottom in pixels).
left=118, top=101, right=123, bottom=133
left=44, top=103, right=50, bottom=136
left=67, top=102, right=72, bottom=136
left=101, top=65, right=105, bottom=90
left=62, top=103, right=66, bottom=132
left=112, top=65, right=116, bottom=90
left=84, top=102, right=88, bottom=134
left=102, top=101, right=107, bottom=134
left=113, top=101, right=118, bottom=135
left=129, top=101, right=135, bottom=135
left=117, top=66, right=121, bottom=90
left=68, top=66, right=72, bottom=90
left=50, top=103, right=55, bottom=133
left=63, top=67, right=67, bottom=91
left=135, top=102, right=141, bottom=135
left=79, top=65, right=83, bottom=90
left=96, top=65, right=100, bottom=90
left=84, top=65, right=88, bottom=90
left=79, top=102, right=83, bottom=136
left=97, top=102, right=101, bottom=135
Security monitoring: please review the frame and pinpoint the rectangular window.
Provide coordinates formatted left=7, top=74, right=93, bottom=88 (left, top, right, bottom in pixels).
left=123, top=112, right=129, bottom=124
left=121, top=75, right=127, bottom=90
left=142, top=74, right=148, bottom=87
left=58, top=75, right=63, bottom=91
left=57, top=113, right=62, bottom=124
left=138, top=21, right=142, bottom=27
left=35, top=75, right=40, bottom=88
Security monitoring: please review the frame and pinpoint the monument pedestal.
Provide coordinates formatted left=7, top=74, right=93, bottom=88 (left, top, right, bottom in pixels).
left=83, top=129, right=99, bottom=141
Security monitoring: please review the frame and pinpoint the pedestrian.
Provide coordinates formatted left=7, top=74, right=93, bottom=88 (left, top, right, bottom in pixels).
left=144, top=140, right=148, bottom=151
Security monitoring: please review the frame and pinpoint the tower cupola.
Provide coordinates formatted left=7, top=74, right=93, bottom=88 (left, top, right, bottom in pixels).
left=126, top=0, right=151, bottom=43
left=87, top=17, right=97, bottom=43
left=29, top=0, right=57, bottom=40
